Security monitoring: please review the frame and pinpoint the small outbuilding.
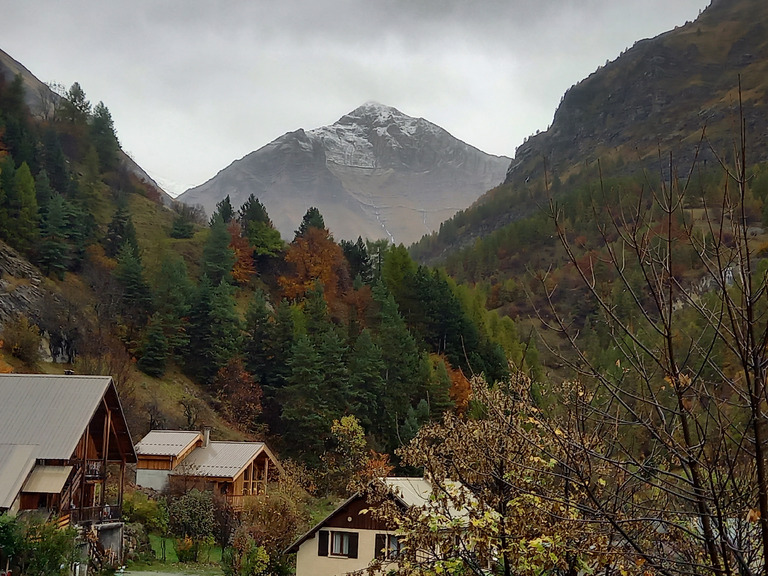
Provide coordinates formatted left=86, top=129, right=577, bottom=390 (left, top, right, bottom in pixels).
left=135, top=429, right=282, bottom=508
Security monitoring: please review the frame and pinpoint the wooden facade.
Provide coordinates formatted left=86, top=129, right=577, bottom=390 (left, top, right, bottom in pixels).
left=136, top=432, right=283, bottom=510
left=23, top=383, right=137, bottom=526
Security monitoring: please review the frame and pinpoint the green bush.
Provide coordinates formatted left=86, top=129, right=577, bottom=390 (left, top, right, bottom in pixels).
left=174, top=537, right=197, bottom=563
left=0, top=514, right=79, bottom=576
left=123, top=491, right=168, bottom=533
left=222, top=531, right=269, bottom=576
left=1, top=314, right=41, bottom=363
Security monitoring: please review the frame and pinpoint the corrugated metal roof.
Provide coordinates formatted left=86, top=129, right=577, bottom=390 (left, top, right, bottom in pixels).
left=384, top=477, right=432, bottom=507
left=135, top=430, right=202, bottom=457
left=0, top=374, right=112, bottom=460
left=22, top=465, right=73, bottom=494
left=0, top=443, right=37, bottom=509
left=170, top=441, right=266, bottom=479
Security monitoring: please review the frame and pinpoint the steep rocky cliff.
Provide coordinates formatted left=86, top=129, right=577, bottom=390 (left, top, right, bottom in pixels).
left=506, top=0, right=768, bottom=189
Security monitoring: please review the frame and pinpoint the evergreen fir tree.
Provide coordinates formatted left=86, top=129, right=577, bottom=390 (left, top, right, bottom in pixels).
left=211, top=194, right=234, bottom=224
left=37, top=193, right=69, bottom=279
left=114, top=242, right=153, bottom=338
left=280, top=335, right=328, bottom=463
left=202, top=214, right=235, bottom=285
left=0, top=157, right=14, bottom=237
left=153, top=253, right=194, bottom=357
left=341, top=236, right=373, bottom=284
left=89, top=101, right=120, bottom=171
left=61, top=200, right=95, bottom=270
left=59, top=82, right=91, bottom=124
left=207, top=280, right=242, bottom=378
left=303, top=283, right=329, bottom=340
left=41, top=128, right=69, bottom=195
left=184, top=275, right=214, bottom=382
left=137, top=313, right=169, bottom=377
left=184, top=277, right=241, bottom=386
left=8, top=161, right=38, bottom=250
left=238, top=193, right=270, bottom=229
left=170, top=213, right=195, bottom=238
left=243, top=289, right=273, bottom=379
left=269, top=299, right=296, bottom=390
left=105, top=203, right=138, bottom=257
left=104, top=203, right=139, bottom=258
left=294, top=206, right=325, bottom=239
left=317, top=328, right=350, bottom=412
left=237, top=193, right=277, bottom=257
left=372, top=282, right=426, bottom=451
left=248, top=220, right=284, bottom=258
left=348, top=329, right=386, bottom=437
left=34, top=169, right=53, bottom=209
left=426, top=355, right=456, bottom=419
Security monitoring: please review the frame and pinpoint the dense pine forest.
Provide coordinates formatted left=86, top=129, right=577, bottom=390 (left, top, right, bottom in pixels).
left=0, top=73, right=536, bottom=466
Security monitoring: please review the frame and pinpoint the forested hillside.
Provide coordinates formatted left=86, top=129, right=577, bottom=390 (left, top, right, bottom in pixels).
left=0, top=72, right=533, bottom=467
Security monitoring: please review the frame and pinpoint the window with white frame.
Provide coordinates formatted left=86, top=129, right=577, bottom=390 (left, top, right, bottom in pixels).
left=331, top=531, right=351, bottom=556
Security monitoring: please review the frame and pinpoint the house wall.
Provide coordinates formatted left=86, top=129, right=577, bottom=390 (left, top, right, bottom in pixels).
left=295, top=529, right=398, bottom=576
left=136, top=469, right=171, bottom=492
left=136, top=458, right=173, bottom=471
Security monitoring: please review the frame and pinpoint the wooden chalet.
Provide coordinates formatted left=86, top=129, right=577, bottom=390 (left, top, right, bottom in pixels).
left=135, top=429, right=282, bottom=509
left=0, top=374, right=137, bottom=562
left=287, top=477, right=432, bottom=576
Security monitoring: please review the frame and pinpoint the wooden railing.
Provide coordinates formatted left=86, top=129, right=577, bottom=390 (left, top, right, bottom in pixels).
left=225, top=495, right=244, bottom=510
left=69, top=504, right=121, bottom=525
left=83, top=460, right=106, bottom=480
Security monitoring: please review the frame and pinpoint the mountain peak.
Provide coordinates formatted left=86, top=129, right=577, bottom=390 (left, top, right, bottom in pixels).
left=338, top=101, right=410, bottom=127
left=180, top=102, right=509, bottom=244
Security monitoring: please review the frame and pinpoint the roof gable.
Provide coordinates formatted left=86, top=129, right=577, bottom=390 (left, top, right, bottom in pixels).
left=0, top=374, right=136, bottom=462
left=135, top=430, right=202, bottom=457
left=170, top=441, right=272, bottom=479
left=286, top=477, right=430, bottom=553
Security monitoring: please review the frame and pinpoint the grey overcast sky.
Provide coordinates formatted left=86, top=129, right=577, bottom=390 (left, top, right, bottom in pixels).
left=1, top=0, right=709, bottom=196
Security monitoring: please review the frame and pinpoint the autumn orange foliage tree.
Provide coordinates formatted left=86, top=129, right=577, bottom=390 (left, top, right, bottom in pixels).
left=227, top=221, right=256, bottom=285
left=279, top=226, right=349, bottom=306
left=213, top=357, right=263, bottom=434
left=446, top=361, right=472, bottom=416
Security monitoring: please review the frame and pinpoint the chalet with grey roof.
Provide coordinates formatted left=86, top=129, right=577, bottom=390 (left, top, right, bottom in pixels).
left=135, top=428, right=282, bottom=509
left=287, top=477, right=433, bottom=576
left=0, top=374, right=137, bottom=561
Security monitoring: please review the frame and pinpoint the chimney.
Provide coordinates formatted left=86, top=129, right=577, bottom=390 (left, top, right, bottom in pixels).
left=203, top=427, right=211, bottom=448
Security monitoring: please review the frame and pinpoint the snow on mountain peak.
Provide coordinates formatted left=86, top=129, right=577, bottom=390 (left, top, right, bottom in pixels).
left=308, top=102, right=436, bottom=169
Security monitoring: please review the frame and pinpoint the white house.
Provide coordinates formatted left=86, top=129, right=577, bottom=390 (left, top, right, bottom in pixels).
left=286, top=477, right=431, bottom=576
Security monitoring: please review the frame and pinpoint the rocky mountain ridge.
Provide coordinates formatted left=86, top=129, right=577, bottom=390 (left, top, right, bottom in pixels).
left=179, top=102, right=510, bottom=244
left=413, top=0, right=768, bottom=260
left=506, top=0, right=768, bottom=188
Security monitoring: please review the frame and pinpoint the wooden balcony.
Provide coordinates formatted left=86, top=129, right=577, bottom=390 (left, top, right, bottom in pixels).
left=84, top=460, right=106, bottom=480
left=69, top=504, right=122, bottom=525
left=225, top=494, right=245, bottom=510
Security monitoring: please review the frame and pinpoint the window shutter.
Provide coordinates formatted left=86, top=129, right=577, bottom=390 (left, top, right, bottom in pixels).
left=318, top=530, right=329, bottom=556
left=375, top=534, right=386, bottom=560
left=348, top=532, right=359, bottom=559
